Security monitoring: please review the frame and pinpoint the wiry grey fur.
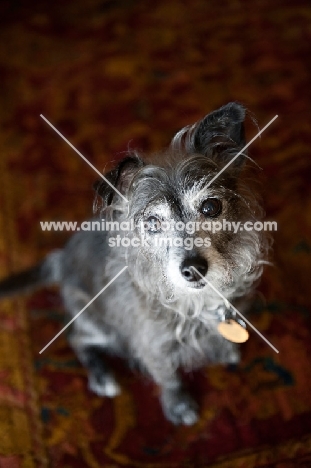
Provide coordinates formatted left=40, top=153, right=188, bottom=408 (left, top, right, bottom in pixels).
left=0, top=102, right=269, bottom=425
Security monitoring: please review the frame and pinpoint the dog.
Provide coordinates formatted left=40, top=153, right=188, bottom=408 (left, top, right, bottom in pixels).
left=0, top=102, right=268, bottom=425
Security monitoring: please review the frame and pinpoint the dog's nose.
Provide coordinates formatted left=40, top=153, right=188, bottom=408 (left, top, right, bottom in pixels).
left=180, top=258, right=208, bottom=282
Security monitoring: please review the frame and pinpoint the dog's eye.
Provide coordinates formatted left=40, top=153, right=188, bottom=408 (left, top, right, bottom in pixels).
left=200, top=198, right=222, bottom=217
left=146, top=216, right=162, bottom=232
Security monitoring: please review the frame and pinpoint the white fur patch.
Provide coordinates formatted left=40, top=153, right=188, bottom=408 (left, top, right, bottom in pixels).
left=88, top=375, right=121, bottom=398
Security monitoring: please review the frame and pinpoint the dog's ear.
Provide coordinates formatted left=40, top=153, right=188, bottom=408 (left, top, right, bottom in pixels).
left=93, top=154, right=144, bottom=206
left=171, top=102, right=246, bottom=166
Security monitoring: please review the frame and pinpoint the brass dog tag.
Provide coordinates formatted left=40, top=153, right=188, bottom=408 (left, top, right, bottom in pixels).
left=217, top=319, right=249, bottom=343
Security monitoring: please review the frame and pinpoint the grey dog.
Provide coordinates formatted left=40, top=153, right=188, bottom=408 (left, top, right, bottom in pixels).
left=0, top=102, right=268, bottom=425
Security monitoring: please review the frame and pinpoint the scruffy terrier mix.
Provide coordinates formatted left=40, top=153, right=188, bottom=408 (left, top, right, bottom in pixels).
left=0, top=102, right=268, bottom=425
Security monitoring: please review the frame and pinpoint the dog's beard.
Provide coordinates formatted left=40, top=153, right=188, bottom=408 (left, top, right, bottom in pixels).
left=127, top=248, right=227, bottom=313
left=126, top=233, right=266, bottom=317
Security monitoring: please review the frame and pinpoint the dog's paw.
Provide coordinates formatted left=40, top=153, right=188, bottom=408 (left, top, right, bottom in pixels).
left=88, top=374, right=121, bottom=398
left=160, top=388, right=199, bottom=425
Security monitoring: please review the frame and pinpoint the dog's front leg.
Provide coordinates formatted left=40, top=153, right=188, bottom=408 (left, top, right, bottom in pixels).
left=140, top=354, right=199, bottom=425
left=160, top=382, right=199, bottom=426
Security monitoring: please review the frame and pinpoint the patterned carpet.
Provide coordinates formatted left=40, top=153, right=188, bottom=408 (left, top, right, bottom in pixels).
left=0, top=0, right=311, bottom=466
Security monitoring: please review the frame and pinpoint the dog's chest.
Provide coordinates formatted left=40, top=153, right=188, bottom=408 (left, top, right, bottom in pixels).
left=143, top=314, right=237, bottom=370
left=152, top=317, right=215, bottom=369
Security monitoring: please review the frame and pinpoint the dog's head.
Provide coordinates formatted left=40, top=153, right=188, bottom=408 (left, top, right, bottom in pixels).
left=95, top=102, right=268, bottom=309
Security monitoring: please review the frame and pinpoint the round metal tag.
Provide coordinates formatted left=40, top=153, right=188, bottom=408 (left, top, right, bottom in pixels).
left=217, top=319, right=249, bottom=343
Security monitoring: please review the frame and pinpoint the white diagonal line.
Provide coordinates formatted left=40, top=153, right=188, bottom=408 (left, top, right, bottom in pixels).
left=192, top=114, right=278, bottom=202
left=40, top=114, right=129, bottom=203
left=192, top=267, right=279, bottom=353
left=39, top=266, right=128, bottom=354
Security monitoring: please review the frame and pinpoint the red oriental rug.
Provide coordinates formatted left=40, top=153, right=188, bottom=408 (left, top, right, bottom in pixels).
left=0, top=0, right=311, bottom=466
